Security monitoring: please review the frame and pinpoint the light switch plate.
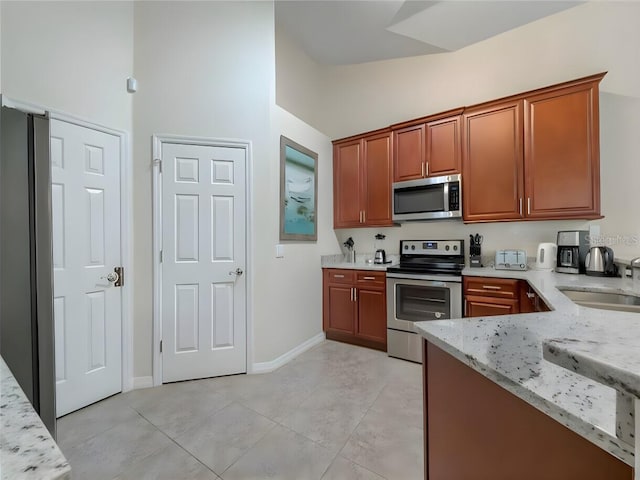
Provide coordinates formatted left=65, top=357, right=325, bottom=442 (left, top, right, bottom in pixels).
left=275, top=244, right=284, bottom=258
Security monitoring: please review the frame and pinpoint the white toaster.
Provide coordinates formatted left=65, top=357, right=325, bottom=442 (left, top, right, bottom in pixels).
left=495, top=250, right=527, bottom=271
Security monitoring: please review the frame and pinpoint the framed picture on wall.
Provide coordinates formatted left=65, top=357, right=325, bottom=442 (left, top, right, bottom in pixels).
left=280, top=135, right=318, bottom=241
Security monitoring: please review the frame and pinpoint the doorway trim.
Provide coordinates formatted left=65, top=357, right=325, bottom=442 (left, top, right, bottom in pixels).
left=0, top=95, right=134, bottom=392
left=151, top=134, right=253, bottom=386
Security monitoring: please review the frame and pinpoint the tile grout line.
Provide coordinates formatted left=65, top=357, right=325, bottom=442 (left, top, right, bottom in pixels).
left=131, top=409, right=223, bottom=479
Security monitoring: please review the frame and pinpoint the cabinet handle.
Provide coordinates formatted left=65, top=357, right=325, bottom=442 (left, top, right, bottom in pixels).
left=363, top=276, right=375, bottom=280
left=359, top=211, right=363, bottom=223
left=354, top=288, right=357, bottom=302
left=425, top=162, right=429, bottom=176
left=464, top=299, right=468, bottom=317
left=527, top=197, right=531, bottom=215
left=350, top=287, right=353, bottom=302
left=334, top=274, right=345, bottom=279
left=421, top=162, right=425, bottom=177
left=362, top=210, right=366, bottom=223
left=526, top=291, right=535, bottom=299
left=519, top=198, right=523, bottom=216
left=482, top=285, right=502, bottom=290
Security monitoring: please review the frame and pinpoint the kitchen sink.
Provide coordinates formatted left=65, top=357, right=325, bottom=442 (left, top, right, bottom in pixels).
left=559, top=288, right=640, bottom=314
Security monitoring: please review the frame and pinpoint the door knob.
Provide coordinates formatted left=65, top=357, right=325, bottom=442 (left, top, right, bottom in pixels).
left=229, top=268, right=244, bottom=277
left=101, top=272, right=119, bottom=283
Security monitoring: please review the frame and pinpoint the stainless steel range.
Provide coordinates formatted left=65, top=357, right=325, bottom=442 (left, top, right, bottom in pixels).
left=386, top=239, right=464, bottom=363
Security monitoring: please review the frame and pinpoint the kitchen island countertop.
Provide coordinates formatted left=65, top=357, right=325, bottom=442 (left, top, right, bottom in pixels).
left=0, top=357, right=71, bottom=480
left=416, top=266, right=639, bottom=466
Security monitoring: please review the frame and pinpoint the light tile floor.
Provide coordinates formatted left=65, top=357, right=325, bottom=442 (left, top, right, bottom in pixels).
left=58, top=340, right=424, bottom=480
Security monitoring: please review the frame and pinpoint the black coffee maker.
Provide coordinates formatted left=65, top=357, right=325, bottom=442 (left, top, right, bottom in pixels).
left=556, top=230, right=589, bottom=274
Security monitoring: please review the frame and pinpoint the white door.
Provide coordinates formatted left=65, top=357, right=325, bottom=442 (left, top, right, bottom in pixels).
left=161, top=143, right=246, bottom=383
left=51, top=120, right=122, bottom=417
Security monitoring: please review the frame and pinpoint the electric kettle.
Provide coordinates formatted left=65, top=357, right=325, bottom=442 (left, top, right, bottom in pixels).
left=535, top=243, right=557, bottom=270
left=585, top=246, right=618, bottom=277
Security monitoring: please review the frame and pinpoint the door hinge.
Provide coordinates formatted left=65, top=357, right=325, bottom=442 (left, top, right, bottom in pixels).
left=114, top=266, right=124, bottom=287
left=159, top=250, right=163, bottom=263
left=154, top=158, right=162, bottom=173
left=160, top=340, right=163, bottom=353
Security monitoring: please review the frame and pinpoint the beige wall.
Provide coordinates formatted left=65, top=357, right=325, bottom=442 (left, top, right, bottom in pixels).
left=262, top=106, right=340, bottom=362
left=277, top=1, right=640, bottom=260
left=275, top=25, right=323, bottom=136
left=133, top=2, right=339, bottom=373
left=1, top=0, right=340, bottom=381
left=0, top=1, right=134, bottom=132
left=133, top=1, right=275, bottom=375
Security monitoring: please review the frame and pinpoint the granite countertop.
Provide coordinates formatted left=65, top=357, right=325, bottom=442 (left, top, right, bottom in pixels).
left=0, top=358, right=71, bottom=480
left=321, top=253, right=398, bottom=271
left=416, top=266, right=639, bottom=466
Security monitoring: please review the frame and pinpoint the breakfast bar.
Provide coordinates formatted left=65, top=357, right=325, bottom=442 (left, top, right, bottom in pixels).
left=416, top=267, right=638, bottom=478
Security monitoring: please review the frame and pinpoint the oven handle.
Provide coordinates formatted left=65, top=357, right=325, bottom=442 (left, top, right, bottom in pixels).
left=385, top=272, right=462, bottom=283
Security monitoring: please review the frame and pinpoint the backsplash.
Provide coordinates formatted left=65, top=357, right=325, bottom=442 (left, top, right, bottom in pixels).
left=334, top=219, right=593, bottom=263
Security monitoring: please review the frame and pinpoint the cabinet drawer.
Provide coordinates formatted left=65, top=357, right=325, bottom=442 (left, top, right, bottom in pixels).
left=356, top=271, right=386, bottom=287
left=463, top=276, right=519, bottom=299
left=325, top=269, right=355, bottom=284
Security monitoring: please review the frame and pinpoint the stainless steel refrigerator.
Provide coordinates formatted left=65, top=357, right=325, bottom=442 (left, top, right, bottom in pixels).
left=0, top=104, right=56, bottom=437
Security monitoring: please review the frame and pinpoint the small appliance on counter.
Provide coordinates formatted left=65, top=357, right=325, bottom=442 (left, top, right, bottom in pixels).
left=373, top=233, right=392, bottom=264
left=535, top=243, right=557, bottom=271
left=585, top=246, right=618, bottom=277
left=495, top=250, right=527, bottom=271
left=556, top=230, right=589, bottom=274
left=469, top=234, right=483, bottom=268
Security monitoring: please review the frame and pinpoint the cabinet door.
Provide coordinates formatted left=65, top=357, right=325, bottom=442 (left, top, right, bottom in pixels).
left=464, top=276, right=519, bottom=300
left=356, top=287, right=387, bottom=346
left=327, top=284, right=356, bottom=334
left=362, top=131, right=393, bottom=226
left=463, top=101, right=524, bottom=222
left=524, top=81, right=601, bottom=219
left=333, top=139, right=363, bottom=228
left=465, top=295, right=519, bottom=317
left=427, top=115, right=461, bottom=176
left=393, top=124, right=425, bottom=182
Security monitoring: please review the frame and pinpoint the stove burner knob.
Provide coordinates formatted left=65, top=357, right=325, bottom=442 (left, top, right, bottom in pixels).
left=411, top=245, right=416, bottom=250
left=404, top=245, right=409, bottom=250
left=445, top=245, right=450, bottom=251
left=453, top=245, right=458, bottom=251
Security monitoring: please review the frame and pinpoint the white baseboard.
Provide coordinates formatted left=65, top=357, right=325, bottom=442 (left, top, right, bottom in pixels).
left=251, top=332, right=325, bottom=374
left=132, top=376, right=154, bottom=389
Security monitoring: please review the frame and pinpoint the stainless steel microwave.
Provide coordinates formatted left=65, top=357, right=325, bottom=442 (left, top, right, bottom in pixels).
left=392, top=174, right=462, bottom=222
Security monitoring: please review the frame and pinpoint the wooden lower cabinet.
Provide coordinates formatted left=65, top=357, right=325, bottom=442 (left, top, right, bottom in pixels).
left=464, top=276, right=549, bottom=317
left=322, top=269, right=387, bottom=351
left=465, top=295, right=518, bottom=316
left=423, top=341, right=632, bottom=480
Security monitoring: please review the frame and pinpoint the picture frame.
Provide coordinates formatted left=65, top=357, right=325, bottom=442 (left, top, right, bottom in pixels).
left=280, top=135, right=318, bottom=241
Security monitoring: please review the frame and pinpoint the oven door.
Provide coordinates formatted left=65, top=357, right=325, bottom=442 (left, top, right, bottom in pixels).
left=387, top=276, right=462, bottom=332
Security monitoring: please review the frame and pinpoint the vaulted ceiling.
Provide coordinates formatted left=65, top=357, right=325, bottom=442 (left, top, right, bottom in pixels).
left=275, top=1, right=582, bottom=65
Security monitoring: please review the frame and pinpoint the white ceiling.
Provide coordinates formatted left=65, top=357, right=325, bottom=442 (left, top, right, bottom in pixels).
left=275, top=1, right=582, bottom=65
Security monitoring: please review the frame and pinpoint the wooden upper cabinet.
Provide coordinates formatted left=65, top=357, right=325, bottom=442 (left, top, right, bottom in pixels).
left=333, top=139, right=363, bottom=228
left=463, top=100, right=524, bottom=222
left=524, top=79, right=602, bottom=219
left=333, top=130, right=393, bottom=228
left=363, top=131, right=393, bottom=226
left=393, top=124, right=425, bottom=182
left=392, top=110, right=462, bottom=183
left=426, top=114, right=462, bottom=177
left=463, top=72, right=605, bottom=223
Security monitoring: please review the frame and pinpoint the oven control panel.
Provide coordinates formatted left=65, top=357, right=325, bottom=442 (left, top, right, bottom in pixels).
left=400, top=240, right=463, bottom=256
